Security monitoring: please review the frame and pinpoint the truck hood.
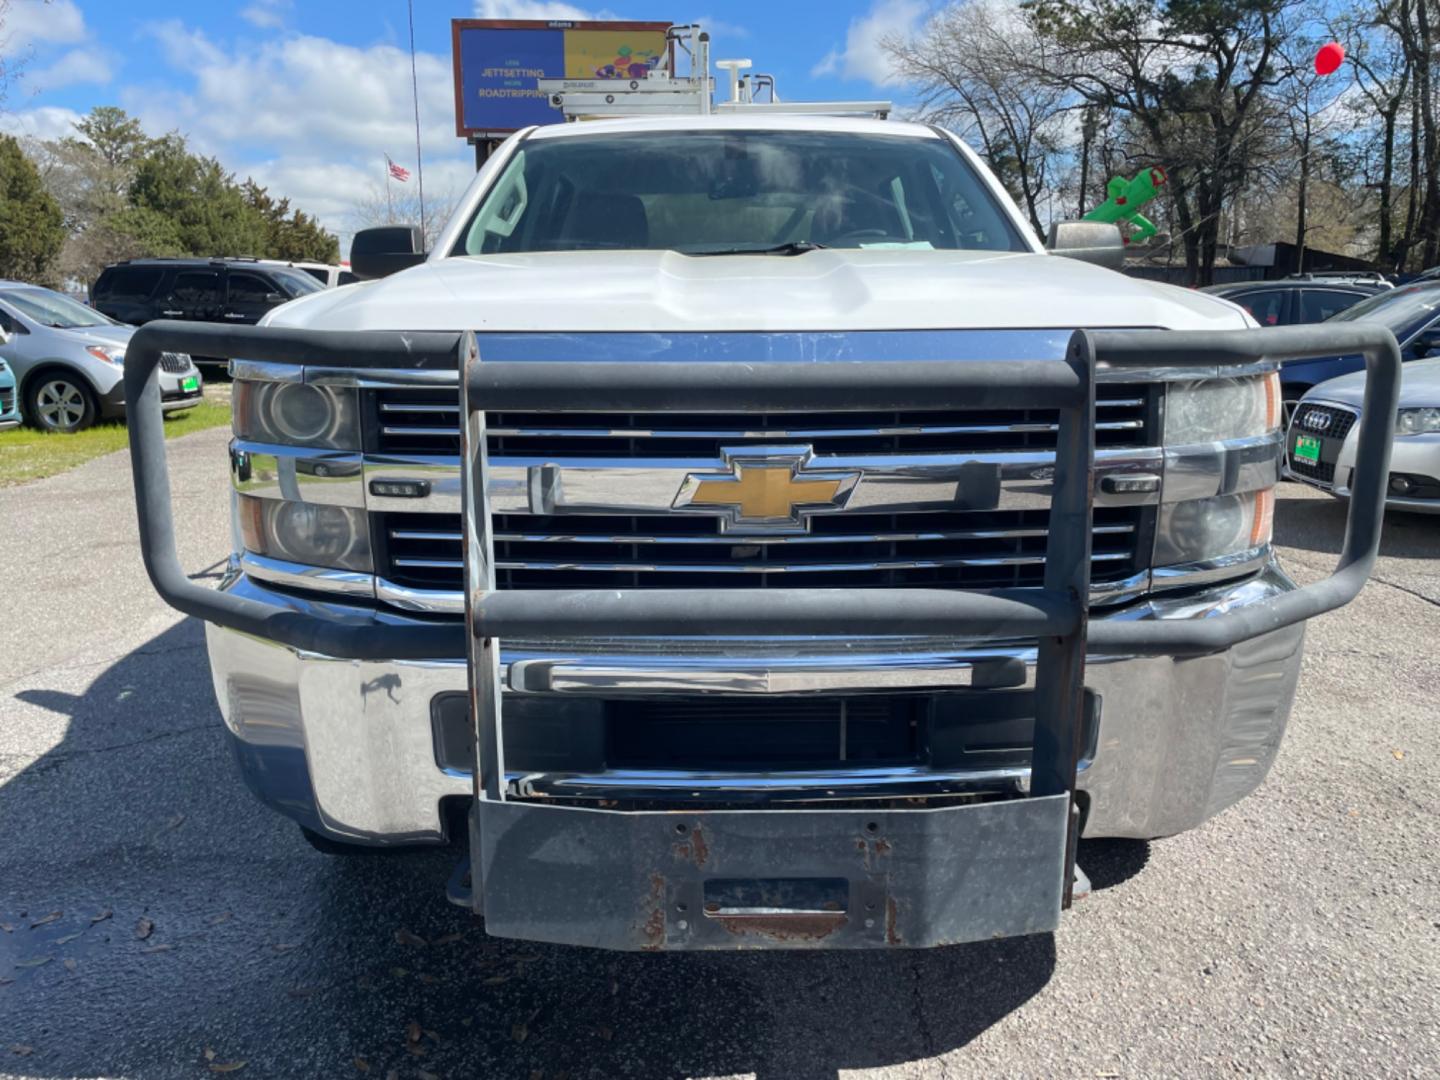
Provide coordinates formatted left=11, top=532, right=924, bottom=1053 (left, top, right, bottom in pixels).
left=267, top=249, right=1250, bottom=334
left=1308, top=355, right=1440, bottom=409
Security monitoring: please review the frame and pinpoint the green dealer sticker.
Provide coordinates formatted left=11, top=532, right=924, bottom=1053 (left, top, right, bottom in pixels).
left=1293, top=433, right=1321, bottom=465
left=182, top=376, right=199, bottom=393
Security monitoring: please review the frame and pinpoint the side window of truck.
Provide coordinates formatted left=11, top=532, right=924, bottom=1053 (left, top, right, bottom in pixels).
left=467, top=152, right=528, bottom=254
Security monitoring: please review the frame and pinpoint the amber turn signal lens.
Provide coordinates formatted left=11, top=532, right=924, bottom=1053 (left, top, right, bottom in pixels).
left=1262, top=372, right=1281, bottom=431
left=1251, top=488, right=1275, bottom=547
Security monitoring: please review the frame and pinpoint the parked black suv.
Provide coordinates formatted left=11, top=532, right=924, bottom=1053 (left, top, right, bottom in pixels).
left=91, top=258, right=325, bottom=363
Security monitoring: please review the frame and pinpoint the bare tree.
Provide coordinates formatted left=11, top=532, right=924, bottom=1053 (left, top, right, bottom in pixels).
left=1025, top=0, right=1301, bottom=284
left=351, top=181, right=456, bottom=253
left=886, top=0, right=1074, bottom=238
left=0, top=0, right=30, bottom=111
left=1334, top=1, right=1414, bottom=270
left=1274, top=31, right=1355, bottom=273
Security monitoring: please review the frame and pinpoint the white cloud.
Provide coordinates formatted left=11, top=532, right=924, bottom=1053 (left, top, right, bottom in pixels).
left=28, top=45, right=113, bottom=91
left=3, top=0, right=86, bottom=49
left=240, top=0, right=292, bottom=30
left=472, top=1, right=608, bottom=18
left=125, top=22, right=478, bottom=247
left=696, top=16, right=749, bottom=40
left=0, top=104, right=84, bottom=141
left=810, top=0, right=925, bottom=85
left=136, top=25, right=457, bottom=160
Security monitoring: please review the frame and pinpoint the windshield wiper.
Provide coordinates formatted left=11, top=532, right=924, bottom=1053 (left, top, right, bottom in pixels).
left=689, top=241, right=828, bottom=257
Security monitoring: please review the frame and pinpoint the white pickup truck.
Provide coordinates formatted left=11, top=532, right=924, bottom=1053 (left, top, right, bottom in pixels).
left=125, top=111, right=1399, bottom=950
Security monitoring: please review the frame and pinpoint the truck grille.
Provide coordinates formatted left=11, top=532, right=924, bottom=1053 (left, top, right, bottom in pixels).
left=366, top=386, right=1153, bottom=599
left=376, top=506, right=1145, bottom=592
left=368, top=387, right=1150, bottom=457
left=160, top=352, right=190, bottom=374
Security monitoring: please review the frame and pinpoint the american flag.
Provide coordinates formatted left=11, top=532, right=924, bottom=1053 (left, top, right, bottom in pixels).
left=386, top=155, right=411, bottom=182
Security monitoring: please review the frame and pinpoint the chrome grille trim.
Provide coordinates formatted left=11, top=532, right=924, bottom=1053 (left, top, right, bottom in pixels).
left=390, top=522, right=1139, bottom=546
left=371, top=393, right=1151, bottom=455
left=369, top=567, right=1156, bottom=615
left=392, top=552, right=1135, bottom=574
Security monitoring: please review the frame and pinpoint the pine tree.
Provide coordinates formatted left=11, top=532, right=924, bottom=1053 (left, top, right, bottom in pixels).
left=0, top=135, right=65, bottom=284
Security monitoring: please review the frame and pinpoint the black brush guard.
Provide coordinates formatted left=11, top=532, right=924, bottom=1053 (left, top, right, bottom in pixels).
left=125, top=321, right=1400, bottom=950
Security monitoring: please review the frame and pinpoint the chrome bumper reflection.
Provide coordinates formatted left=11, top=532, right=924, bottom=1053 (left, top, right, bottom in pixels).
left=205, top=562, right=1306, bottom=845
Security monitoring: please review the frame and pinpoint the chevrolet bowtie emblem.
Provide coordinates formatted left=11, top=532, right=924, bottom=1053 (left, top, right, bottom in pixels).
left=673, top=446, right=861, bottom=534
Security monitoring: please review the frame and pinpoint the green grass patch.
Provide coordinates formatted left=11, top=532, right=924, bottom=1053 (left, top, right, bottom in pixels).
left=0, top=391, right=231, bottom=487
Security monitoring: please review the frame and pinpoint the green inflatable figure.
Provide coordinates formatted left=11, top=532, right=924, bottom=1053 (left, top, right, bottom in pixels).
left=1082, top=167, right=1167, bottom=246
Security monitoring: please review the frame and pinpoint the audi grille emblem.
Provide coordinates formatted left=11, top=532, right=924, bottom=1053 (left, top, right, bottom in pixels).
left=1301, top=410, right=1332, bottom=433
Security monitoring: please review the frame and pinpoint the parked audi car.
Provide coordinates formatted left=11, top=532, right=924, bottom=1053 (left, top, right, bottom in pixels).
left=0, top=354, right=17, bottom=431
left=1288, top=356, right=1440, bottom=512
left=0, top=282, right=201, bottom=433
left=1201, top=276, right=1386, bottom=328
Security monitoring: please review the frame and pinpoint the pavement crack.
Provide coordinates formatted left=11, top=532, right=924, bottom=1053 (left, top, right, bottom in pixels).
left=909, top=955, right=937, bottom=1058
left=20, top=722, right=215, bottom=776
left=1369, top=574, right=1440, bottom=610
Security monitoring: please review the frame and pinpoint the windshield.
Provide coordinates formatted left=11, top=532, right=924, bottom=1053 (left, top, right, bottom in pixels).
left=1327, top=284, right=1440, bottom=340
left=457, top=130, right=1028, bottom=256
left=268, top=268, right=326, bottom=297
left=4, top=287, right=115, bottom=329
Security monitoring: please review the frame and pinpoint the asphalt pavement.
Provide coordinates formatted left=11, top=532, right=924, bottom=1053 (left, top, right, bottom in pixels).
left=1, top=425, right=1437, bottom=1079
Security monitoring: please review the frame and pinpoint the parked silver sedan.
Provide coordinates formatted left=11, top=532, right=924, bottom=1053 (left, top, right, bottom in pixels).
left=0, top=281, right=202, bottom=432
left=1287, top=356, right=1440, bottom=513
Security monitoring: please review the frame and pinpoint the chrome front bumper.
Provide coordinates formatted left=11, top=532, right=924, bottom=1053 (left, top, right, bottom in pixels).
left=205, top=563, right=1306, bottom=845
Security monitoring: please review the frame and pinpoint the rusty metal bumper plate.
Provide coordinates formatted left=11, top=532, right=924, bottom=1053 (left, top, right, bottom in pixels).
left=476, top=794, right=1070, bottom=950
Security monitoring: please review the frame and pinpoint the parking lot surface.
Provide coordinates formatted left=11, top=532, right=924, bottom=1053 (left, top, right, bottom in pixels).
left=2, top=426, right=1437, bottom=1079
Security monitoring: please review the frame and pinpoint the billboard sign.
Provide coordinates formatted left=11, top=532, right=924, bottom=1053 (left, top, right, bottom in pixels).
left=451, top=19, right=673, bottom=138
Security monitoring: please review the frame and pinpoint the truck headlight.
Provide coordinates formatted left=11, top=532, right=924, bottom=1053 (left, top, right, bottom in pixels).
left=1396, top=407, right=1440, bottom=435
left=1154, top=490, right=1274, bottom=566
left=238, top=494, right=371, bottom=572
left=1165, top=373, right=1280, bottom=445
left=233, top=381, right=359, bottom=450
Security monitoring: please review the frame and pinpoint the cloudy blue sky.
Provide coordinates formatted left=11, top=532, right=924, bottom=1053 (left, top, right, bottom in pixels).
left=0, top=0, right=928, bottom=249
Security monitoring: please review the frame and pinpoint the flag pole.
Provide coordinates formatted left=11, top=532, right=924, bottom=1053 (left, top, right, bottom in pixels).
left=385, top=155, right=394, bottom=222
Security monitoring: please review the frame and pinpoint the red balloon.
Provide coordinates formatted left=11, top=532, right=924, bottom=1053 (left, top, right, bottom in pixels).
left=1315, top=42, right=1345, bottom=76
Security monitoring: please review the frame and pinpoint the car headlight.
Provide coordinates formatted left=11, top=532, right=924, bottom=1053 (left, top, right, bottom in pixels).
left=233, top=381, right=359, bottom=450
left=1165, top=373, right=1280, bottom=444
left=1154, top=490, right=1274, bottom=566
left=1396, top=407, right=1440, bottom=436
left=85, top=345, right=125, bottom=365
left=238, top=494, right=371, bottom=572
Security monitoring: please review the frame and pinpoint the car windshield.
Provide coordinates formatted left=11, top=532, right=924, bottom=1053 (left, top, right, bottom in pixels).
left=268, top=268, right=325, bottom=297
left=5, top=287, right=115, bottom=329
left=456, top=129, right=1028, bottom=256
left=1327, top=284, right=1440, bottom=340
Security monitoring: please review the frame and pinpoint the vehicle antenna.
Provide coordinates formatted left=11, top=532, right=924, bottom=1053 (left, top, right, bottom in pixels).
left=407, top=0, right=427, bottom=245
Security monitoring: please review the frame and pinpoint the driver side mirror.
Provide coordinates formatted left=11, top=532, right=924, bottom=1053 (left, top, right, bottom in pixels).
left=351, top=225, right=426, bottom=280
left=1046, top=221, right=1125, bottom=271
